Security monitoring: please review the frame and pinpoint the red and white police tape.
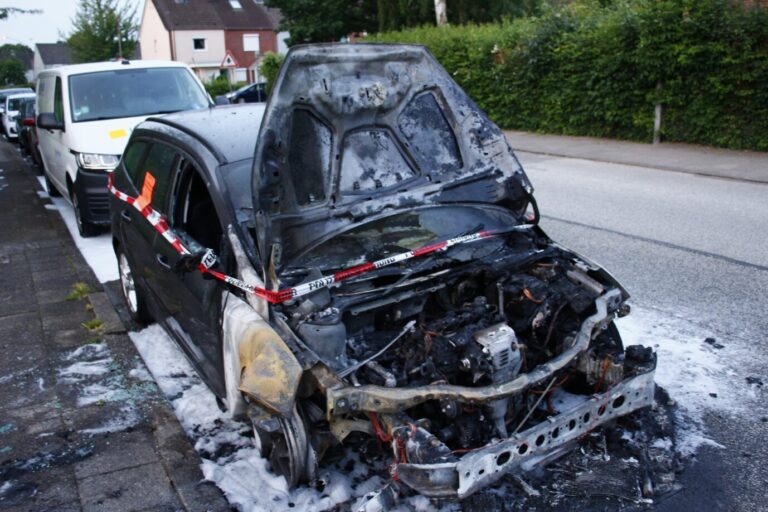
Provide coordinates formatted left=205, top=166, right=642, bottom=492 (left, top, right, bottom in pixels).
left=107, top=172, right=500, bottom=304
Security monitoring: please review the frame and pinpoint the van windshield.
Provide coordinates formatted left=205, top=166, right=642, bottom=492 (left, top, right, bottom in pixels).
left=8, top=97, right=33, bottom=111
left=68, top=67, right=210, bottom=122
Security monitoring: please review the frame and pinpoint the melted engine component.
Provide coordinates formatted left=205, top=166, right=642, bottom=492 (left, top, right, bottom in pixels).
left=285, top=244, right=628, bottom=451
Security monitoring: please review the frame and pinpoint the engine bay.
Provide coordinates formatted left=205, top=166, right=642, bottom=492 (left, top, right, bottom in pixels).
left=278, top=229, right=653, bottom=457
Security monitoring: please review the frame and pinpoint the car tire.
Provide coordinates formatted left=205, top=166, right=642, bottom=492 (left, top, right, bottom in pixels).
left=117, top=247, right=152, bottom=326
left=251, top=405, right=316, bottom=488
left=44, top=172, right=61, bottom=197
left=33, top=155, right=43, bottom=176
left=33, top=149, right=44, bottom=176
left=71, top=183, right=99, bottom=237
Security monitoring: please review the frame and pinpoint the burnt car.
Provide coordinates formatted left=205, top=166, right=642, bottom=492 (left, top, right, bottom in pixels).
left=110, top=44, right=656, bottom=502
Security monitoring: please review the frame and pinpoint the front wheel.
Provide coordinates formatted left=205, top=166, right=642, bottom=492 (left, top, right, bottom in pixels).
left=252, top=405, right=316, bottom=488
left=71, top=183, right=99, bottom=237
left=117, top=247, right=151, bottom=326
left=44, top=171, right=61, bottom=197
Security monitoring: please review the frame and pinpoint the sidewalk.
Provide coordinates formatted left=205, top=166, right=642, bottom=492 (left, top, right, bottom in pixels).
left=0, top=142, right=229, bottom=512
left=504, top=130, right=768, bottom=184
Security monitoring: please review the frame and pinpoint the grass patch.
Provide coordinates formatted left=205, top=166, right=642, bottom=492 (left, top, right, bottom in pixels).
left=82, top=318, right=104, bottom=331
left=66, top=282, right=92, bottom=301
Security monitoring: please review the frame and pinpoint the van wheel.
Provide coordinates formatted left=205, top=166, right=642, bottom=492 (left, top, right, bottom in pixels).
left=71, top=185, right=99, bottom=237
left=44, top=172, right=61, bottom=197
left=117, top=247, right=151, bottom=326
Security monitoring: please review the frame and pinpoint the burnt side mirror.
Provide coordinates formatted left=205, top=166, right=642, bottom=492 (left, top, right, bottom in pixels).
left=37, top=113, right=64, bottom=131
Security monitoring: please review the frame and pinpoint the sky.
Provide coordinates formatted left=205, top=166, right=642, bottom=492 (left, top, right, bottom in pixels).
left=0, top=0, right=141, bottom=49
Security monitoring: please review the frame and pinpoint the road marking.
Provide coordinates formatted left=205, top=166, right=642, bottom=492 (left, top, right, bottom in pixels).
left=545, top=215, right=768, bottom=272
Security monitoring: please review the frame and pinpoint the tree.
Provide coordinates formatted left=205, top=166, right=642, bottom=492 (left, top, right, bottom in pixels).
left=0, top=59, right=26, bottom=86
left=0, top=7, right=42, bottom=20
left=67, top=0, right=138, bottom=63
left=0, top=44, right=33, bottom=64
left=265, top=0, right=379, bottom=45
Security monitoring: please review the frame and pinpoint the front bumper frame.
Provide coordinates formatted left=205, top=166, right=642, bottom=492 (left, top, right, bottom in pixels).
left=395, top=367, right=656, bottom=498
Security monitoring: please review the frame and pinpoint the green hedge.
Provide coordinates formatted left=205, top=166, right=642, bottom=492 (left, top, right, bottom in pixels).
left=259, top=52, right=285, bottom=94
left=204, top=77, right=248, bottom=98
left=370, top=0, right=768, bottom=150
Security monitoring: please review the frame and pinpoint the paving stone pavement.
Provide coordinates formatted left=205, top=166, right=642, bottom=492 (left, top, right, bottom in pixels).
left=0, top=141, right=231, bottom=512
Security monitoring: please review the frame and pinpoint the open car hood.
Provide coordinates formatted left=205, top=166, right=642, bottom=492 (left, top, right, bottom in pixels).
left=251, top=44, right=534, bottom=272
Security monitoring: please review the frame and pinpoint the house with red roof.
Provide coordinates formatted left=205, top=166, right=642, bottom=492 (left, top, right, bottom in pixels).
left=139, top=0, right=287, bottom=84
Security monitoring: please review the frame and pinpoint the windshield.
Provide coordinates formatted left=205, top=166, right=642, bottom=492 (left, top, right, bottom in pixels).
left=290, top=205, right=518, bottom=272
left=18, top=99, right=34, bottom=117
left=68, top=67, right=210, bottom=122
left=8, top=97, right=33, bottom=111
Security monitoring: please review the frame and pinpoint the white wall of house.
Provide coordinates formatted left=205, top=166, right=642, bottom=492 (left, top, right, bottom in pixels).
left=173, top=30, right=226, bottom=69
left=139, top=0, right=172, bottom=60
left=277, top=31, right=290, bottom=55
left=193, top=67, right=224, bottom=82
left=33, top=50, right=44, bottom=79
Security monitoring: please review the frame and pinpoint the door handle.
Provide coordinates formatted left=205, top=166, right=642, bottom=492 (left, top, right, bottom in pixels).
left=120, top=210, right=132, bottom=222
left=156, top=254, right=171, bottom=270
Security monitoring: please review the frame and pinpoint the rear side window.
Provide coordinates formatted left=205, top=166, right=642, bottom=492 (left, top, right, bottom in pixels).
left=340, top=129, right=415, bottom=193
left=288, top=109, right=331, bottom=206
left=122, top=140, right=150, bottom=187
left=136, top=143, right=178, bottom=215
left=398, top=92, right=462, bottom=175
left=53, top=77, right=64, bottom=124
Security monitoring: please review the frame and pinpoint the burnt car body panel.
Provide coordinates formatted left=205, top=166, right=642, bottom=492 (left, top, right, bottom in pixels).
left=251, top=44, right=534, bottom=271
left=111, top=104, right=266, bottom=399
left=110, top=44, right=655, bottom=502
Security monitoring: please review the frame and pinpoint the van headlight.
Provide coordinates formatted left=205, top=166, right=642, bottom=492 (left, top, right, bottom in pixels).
left=76, top=153, right=120, bottom=170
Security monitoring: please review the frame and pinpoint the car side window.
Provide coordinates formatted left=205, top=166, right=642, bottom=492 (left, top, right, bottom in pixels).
left=122, top=140, right=150, bottom=188
left=137, top=142, right=178, bottom=215
left=53, top=77, right=64, bottom=124
left=171, top=159, right=222, bottom=251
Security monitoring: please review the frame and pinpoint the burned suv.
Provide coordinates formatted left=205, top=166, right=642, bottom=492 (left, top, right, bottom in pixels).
left=110, top=44, right=656, bottom=502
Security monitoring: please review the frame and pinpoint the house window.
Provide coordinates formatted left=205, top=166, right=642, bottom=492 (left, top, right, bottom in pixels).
left=234, top=68, right=247, bottom=82
left=193, top=38, right=206, bottom=51
left=243, top=34, right=260, bottom=53
left=229, top=0, right=242, bottom=8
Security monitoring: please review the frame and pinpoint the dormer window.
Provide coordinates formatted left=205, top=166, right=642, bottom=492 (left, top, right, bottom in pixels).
left=229, top=0, right=243, bottom=8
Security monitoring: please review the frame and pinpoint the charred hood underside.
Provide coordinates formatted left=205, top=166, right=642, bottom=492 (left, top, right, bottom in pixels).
left=251, top=44, right=534, bottom=271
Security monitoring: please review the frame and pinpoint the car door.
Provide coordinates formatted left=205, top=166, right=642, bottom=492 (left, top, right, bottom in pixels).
left=151, top=155, right=227, bottom=395
left=37, top=76, right=68, bottom=191
left=113, top=138, right=162, bottom=304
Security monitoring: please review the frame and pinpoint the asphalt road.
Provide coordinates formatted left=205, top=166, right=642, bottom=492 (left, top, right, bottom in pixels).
left=518, top=152, right=768, bottom=512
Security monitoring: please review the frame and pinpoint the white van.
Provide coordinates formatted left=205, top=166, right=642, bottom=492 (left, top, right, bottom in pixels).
left=36, top=60, right=211, bottom=236
left=2, top=92, right=36, bottom=139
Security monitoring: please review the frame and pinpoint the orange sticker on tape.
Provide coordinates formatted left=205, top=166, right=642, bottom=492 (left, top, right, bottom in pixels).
left=134, top=172, right=156, bottom=211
